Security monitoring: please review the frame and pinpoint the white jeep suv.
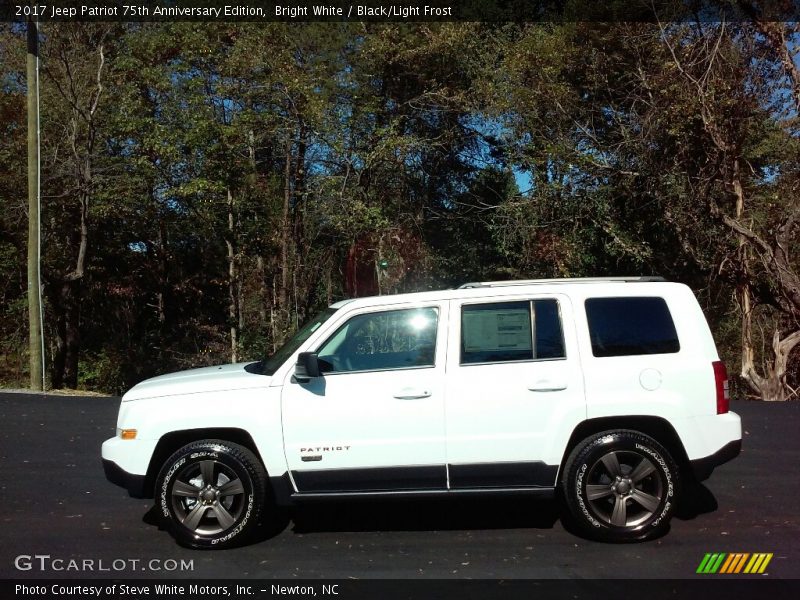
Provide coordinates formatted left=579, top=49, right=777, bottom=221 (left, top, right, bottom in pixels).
left=102, top=277, right=741, bottom=547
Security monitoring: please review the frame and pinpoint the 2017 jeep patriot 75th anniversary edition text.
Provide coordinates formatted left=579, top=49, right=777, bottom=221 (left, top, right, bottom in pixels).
left=102, top=278, right=742, bottom=547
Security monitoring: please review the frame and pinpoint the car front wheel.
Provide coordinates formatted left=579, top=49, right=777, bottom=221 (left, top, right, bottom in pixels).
left=156, top=440, right=267, bottom=549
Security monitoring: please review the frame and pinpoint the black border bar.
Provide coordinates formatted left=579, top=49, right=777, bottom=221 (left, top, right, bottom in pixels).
left=4, top=579, right=800, bottom=600
left=3, top=0, right=800, bottom=23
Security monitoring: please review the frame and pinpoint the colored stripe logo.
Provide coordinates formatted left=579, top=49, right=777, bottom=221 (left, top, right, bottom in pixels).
left=696, top=553, right=773, bottom=574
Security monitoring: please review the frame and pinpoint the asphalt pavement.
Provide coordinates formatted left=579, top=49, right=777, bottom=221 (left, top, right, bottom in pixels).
left=1, top=392, right=798, bottom=580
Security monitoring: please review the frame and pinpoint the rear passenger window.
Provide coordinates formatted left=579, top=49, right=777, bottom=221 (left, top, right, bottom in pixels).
left=461, top=299, right=565, bottom=364
left=585, top=297, right=679, bottom=357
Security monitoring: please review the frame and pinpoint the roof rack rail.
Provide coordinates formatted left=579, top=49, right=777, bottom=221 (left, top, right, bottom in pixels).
left=457, top=276, right=666, bottom=289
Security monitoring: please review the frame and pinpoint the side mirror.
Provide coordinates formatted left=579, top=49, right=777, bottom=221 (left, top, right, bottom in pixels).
left=294, top=352, right=321, bottom=382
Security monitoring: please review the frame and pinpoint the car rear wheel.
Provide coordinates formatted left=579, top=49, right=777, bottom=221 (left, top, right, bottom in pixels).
left=156, top=440, right=267, bottom=549
left=562, top=430, right=679, bottom=542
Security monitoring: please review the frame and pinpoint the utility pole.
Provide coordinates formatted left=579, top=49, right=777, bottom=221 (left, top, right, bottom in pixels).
left=27, top=14, right=44, bottom=391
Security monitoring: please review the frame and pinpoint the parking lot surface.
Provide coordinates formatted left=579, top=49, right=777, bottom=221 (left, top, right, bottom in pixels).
left=1, top=393, right=798, bottom=579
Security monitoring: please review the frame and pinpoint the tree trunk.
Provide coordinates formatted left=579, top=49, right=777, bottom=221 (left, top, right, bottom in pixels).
left=256, top=255, right=267, bottom=328
left=51, top=280, right=81, bottom=389
left=50, top=295, right=65, bottom=389
left=62, top=281, right=81, bottom=389
left=51, top=189, right=89, bottom=389
left=271, top=275, right=279, bottom=351
left=733, top=157, right=755, bottom=396
left=326, top=262, right=332, bottom=305
left=155, top=189, right=167, bottom=325
left=279, top=138, right=292, bottom=316
left=226, top=187, right=238, bottom=364
left=742, top=328, right=800, bottom=401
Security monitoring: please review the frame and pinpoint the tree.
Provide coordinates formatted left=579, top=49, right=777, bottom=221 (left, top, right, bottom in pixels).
left=470, top=19, right=800, bottom=399
left=0, top=25, right=30, bottom=386
left=1, top=21, right=796, bottom=398
left=657, top=18, right=800, bottom=400
left=40, top=23, right=116, bottom=388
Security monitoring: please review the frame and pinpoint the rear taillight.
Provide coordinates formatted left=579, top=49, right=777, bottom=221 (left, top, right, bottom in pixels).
left=713, top=361, right=729, bottom=414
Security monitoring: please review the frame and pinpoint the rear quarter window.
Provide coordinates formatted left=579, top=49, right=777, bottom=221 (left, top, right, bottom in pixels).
left=585, top=297, right=679, bottom=357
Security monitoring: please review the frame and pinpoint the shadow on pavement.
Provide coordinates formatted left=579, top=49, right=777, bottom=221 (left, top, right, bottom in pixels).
left=674, top=480, right=718, bottom=520
left=288, top=496, right=561, bottom=533
left=141, top=482, right=714, bottom=540
left=142, top=504, right=164, bottom=528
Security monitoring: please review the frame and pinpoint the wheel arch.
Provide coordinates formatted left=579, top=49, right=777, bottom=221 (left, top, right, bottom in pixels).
left=144, top=428, right=264, bottom=498
left=557, top=416, right=691, bottom=483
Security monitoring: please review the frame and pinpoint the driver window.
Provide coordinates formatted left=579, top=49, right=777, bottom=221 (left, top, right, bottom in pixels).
left=317, top=307, right=438, bottom=374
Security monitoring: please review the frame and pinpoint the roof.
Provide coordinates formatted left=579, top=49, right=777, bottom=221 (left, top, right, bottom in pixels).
left=328, top=277, right=673, bottom=309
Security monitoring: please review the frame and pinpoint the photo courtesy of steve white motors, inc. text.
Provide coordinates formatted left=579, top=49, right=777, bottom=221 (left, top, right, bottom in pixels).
left=15, top=583, right=341, bottom=597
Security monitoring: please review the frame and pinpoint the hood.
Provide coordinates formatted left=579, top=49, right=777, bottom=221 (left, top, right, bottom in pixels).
left=122, top=362, right=269, bottom=402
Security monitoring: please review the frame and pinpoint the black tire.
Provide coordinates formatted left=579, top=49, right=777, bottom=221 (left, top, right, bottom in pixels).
left=561, top=430, right=679, bottom=542
left=155, top=440, right=268, bottom=549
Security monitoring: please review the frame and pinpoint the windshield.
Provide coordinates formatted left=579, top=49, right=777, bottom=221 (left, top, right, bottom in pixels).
left=261, top=308, right=338, bottom=375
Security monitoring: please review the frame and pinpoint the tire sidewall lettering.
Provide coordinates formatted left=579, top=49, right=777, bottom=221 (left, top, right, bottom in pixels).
left=190, top=451, right=219, bottom=460
left=211, top=492, right=254, bottom=545
left=634, top=442, right=674, bottom=499
left=575, top=463, right=602, bottom=528
left=160, top=457, right=186, bottom=518
left=633, top=442, right=674, bottom=526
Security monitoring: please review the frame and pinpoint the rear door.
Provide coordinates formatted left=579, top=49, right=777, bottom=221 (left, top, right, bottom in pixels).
left=444, top=294, right=586, bottom=488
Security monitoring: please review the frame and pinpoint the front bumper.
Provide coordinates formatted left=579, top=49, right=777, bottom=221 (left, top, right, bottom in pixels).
left=689, top=439, right=742, bottom=481
left=101, top=435, right=157, bottom=498
left=102, top=458, right=148, bottom=498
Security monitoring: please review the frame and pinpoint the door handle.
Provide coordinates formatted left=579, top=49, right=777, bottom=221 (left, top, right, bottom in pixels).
left=528, top=380, right=567, bottom=392
left=392, top=388, right=432, bottom=400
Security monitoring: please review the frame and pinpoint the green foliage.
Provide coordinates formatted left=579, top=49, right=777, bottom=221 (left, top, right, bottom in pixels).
left=77, top=351, right=125, bottom=395
left=0, top=22, right=797, bottom=396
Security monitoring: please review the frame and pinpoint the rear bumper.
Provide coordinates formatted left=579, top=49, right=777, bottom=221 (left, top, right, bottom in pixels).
left=689, top=439, right=742, bottom=481
left=102, top=458, right=148, bottom=498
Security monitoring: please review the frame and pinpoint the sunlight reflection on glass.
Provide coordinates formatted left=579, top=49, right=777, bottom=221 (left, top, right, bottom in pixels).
left=408, top=314, right=430, bottom=330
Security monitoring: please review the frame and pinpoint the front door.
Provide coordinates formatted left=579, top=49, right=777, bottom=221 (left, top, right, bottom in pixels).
left=281, top=303, right=448, bottom=493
